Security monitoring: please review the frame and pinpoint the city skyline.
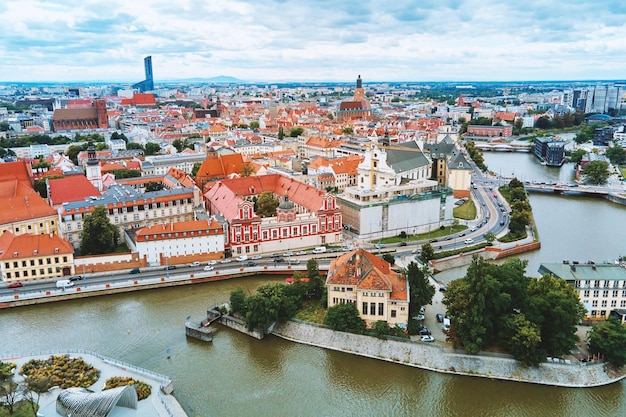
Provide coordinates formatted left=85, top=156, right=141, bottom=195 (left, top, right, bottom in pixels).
left=1, top=1, right=626, bottom=83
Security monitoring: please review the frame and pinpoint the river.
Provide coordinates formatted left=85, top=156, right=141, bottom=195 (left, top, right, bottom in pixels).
left=1, top=151, right=626, bottom=417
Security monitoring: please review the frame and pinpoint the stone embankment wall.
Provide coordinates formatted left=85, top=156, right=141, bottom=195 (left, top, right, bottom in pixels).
left=429, top=241, right=540, bottom=272
left=272, top=321, right=626, bottom=388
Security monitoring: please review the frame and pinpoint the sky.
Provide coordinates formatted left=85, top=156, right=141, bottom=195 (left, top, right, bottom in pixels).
left=2, top=0, right=626, bottom=84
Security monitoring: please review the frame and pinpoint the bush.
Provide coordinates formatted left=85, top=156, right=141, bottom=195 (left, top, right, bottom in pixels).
left=104, top=376, right=152, bottom=401
left=20, top=355, right=100, bottom=390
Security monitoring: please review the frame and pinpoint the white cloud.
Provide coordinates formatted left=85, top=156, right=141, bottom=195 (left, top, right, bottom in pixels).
left=1, top=0, right=625, bottom=82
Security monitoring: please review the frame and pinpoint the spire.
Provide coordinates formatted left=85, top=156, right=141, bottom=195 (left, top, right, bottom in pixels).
left=356, top=75, right=362, bottom=89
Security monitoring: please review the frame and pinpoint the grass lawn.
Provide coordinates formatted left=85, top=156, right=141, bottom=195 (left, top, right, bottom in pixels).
left=453, top=199, right=477, bottom=220
left=0, top=401, right=38, bottom=417
left=295, top=300, right=327, bottom=324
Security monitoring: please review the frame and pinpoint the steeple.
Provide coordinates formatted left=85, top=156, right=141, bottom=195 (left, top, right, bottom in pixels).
left=354, top=75, right=365, bottom=102
left=356, top=75, right=362, bottom=89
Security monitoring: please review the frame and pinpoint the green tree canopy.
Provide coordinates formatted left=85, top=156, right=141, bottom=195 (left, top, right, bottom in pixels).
left=605, top=146, right=626, bottom=165
left=420, top=243, right=435, bottom=262
left=144, top=142, right=161, bottom=155
left=582, top=160, right=610, bottom=184
left=249, top=120, right=260, bottom=131
left=80, top=206, right=119, bottom=255
left=587, top=316, right=626, bottom=367
left=289, top=127, right=304, bottom=137
left=569, top=149, right=587, bottom=164
left=126, top=142, right=144, bottom=151
left=191, top=162, right=202, bottom=176
left=113, top=169, right=141, bottom=179
left=229, top=287, right=247, bottom=315
left=255, top=191, right=279, bottom=217
left=406, top=262, right=435, bottom=317
left=145, top=181, right=165, bottom=192
left=324, top=303, right=366, bottom=333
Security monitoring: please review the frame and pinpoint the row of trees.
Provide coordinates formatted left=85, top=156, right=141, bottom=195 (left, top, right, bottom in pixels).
left=464, top=141, right=487, bottom=171
left=443, top=256, right=585, bottom=366
left=502, top=178, right=532, bottom=238
left=230, top=259, right=325, bottom=332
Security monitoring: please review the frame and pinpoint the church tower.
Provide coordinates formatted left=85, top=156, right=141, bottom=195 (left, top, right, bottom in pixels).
left=85, top=140, right=103, bottom=191
left=353, top=75, right=365, bottom=102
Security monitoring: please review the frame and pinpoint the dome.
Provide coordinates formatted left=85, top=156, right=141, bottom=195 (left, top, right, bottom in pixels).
left=278, top=195, right=294, bottom=210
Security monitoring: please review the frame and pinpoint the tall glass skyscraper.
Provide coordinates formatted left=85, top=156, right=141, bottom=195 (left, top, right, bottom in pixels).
left=132, top=56, right=154, bottom=92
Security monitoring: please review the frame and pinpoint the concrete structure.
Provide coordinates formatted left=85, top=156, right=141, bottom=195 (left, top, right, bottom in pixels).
left=326, top=248, right=409, bottom=327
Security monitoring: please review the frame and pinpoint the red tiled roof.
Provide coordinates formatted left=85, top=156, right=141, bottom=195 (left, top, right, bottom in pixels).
left=47, top=175, right=101, bottom=206
left=135, top=219, right=223, bottom=242
left=0, top=231, right=74, bottom=259
left=0, top=160, right=32, bottom=183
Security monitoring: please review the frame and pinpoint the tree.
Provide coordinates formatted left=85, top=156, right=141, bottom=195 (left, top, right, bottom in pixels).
left=382, top=253, right=395, bottom=265
left=0, top=378, right=19, bottom=415
left=605, top=145, right=626, bottom=165
left=245, top=294, right=275, bottom=332
left=506, top=314, right=543, bottom=366
left=249, top=121, right=260, bottom=131
left=191, top=162, right=202, bottom=176
left=230, top=287, right=247, bottom=315
left=406, top=262, right=435, bottom=317
left=255, top=191, right=279, bottom=217
left=66, top=144, right=85, bottom=164
left=483, top=232, right=496, bottom=245
left=80, top=206, right=120, bottom=255
left=22, top=375, right=50, bottom=416
left=277, top=126, right=284, bottom=140
left=526, top=274, right=585, bottom=357
left=342, top=126, right=353, bottom=134
left=241, top=163, right=255, bottom=177
left=289, top=127, right=304, bottom=137
left=172, top=139, right=192, bottom=153
left=420, top=243, right=435, bottom=262
left=569, top=149, right=586, bottom=165
left=587, top=316, right=626, bottom=367
left=574, top=123, right=596, bottom=144
left=582, top=160, right=610, bottom=184
left=306, top=258, right=324, bottom=299
left=144, top=142, right=161, bottom=155
left=324, top=303, right=366, bottom=333
left=126, top=142, right=144, bottom=151
left=113, top=169, right=142, bottom=179
left=145, top=181, right=164, bottom=192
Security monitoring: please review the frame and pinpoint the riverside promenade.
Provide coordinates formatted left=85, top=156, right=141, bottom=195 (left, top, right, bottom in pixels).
left=272, top=320, right=626, bottom=388
left=0, top=350, right=188, bottom=417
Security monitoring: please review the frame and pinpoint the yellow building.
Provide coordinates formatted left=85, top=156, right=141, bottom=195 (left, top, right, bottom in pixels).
left=326, top=248, right=409, bottom=327
left=0, top=232, right=75, bottom=284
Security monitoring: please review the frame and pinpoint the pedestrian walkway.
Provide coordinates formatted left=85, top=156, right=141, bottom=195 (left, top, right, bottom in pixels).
left=0, top=350, right=188, bottom=417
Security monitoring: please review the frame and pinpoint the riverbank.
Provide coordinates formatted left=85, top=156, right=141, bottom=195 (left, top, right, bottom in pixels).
left=0, top=349, right=187, bottom=417
left=271, top=320, right=626, bottom=388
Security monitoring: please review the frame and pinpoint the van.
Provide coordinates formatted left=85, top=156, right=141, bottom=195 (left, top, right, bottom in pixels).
left=56, top=280, right=74, bottom=288
left=129, top=268, right=141, bottom=274
left=312, top=247, right=327, bottom=254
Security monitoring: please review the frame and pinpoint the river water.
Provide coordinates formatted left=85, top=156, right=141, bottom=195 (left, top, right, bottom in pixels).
left=1, top=152, right=626, bottom=417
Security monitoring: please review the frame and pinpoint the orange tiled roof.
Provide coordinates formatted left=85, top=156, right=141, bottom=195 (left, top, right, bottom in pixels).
left=0, top=231, right=74, bottom=259
left=0, top=160, right=32, bottom=183
left=326, top=249, right=408, bottom=301
left=48, top=175, right=101, bottom=206
left=135, top=219, right=223, bottom=242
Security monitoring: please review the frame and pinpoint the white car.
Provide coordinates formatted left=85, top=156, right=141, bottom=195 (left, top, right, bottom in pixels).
left=284, top=251, right=293, bottom=257
left=208, top=260, right=218, bottom=265
left=464, top=238, right=474, bottom=244
left=236, top=255, right=248, bottom=262
left=220, top=259, right=232, bottom=264
left=189, top=261, right=200, bottom=267
left=420, top=335, right=435, bottom=342
left=203, top=266, right=214, bottom=271
left=295, top=251, right=307, bottom=256
left=250, top=255, right=262, bottom=260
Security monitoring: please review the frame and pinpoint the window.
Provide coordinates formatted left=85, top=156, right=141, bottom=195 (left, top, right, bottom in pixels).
left=378, top=303, right=384, bottom=316
left=603, top=290, right=609, bottom=298
left=583, top=290, right=590, bottom=297
left=362, top=302, right=368, bottom=315
left=593, top=290, right=599, bottom=297
left=391, top=310, right=396, bottom=318
left=613, top=290, right=619, bottom=298
left=592, top=300, right=598, bottom=307
left=601, top=300, right=607, bottom=307
left=370, top=303, right=376, bottom=316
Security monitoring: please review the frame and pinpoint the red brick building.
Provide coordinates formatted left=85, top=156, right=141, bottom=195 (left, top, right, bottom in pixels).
left=51, top=99, right=108, bottom=131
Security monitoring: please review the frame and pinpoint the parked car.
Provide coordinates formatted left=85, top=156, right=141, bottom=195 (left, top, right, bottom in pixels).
left=236, top=255, right=248, bottom=262
left=420, top=335, right=435, bottom=342
left=208, top=260, right=218, bottom=265
left=439, top=285, right=447, bottom=292
left=418, top=327, right=431, bottom=336
left=273, top=257, right=285, bottom=263
left=464, top=238, right=474, bottom=244
left=129, top=268, right=141, bottom=274
left=436, top=313, right=444, bottom=323
left=412, top=314, right=425, bottom=321
left=398, top=242, right=407, bottom=247
left=7, top=282, right=23, bottom=288
left=220, top=259, right=232, bottom=264
left=189, top=261, right=200, bottom=267
left=270, top=253, right=281, bottom=258
left=204, top=266, right=214, bottom=271
left=69, top=275, right=83, bottom=282
left=246, top=261, right=257, bottom=267
left=283, top=251, right=293, bottom=257
left=164, top=265, right=177, bottom=271
left=295, top=251, right=307, bottom=256
left=250, top=255, right=263, bottom=260
left=470, top=226, right=476, bottom=232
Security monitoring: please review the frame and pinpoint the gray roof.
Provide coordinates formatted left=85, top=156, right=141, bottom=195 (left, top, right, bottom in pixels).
left=385, top=148, right=430, bottom=174
left=56, top=385, right=137, bottom=417
left=62, top=184, right=194, bottom=211
left=448, top=151, right=472, bottom=170
left=538, top=263, right=626, bottom=282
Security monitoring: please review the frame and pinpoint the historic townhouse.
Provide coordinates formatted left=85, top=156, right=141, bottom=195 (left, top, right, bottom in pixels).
left=0, top=232, right=74, bottom=283
left=204, top=174, right=342, bottom=256
left=130, top=219, right=225, bottom=266
left=58, top=184, right=201, bottom=249
left=326, top=248, right=409, bottom=327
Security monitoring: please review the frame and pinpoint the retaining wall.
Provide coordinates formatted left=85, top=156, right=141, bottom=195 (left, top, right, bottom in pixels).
left=271, top=321, right=626, bottom=388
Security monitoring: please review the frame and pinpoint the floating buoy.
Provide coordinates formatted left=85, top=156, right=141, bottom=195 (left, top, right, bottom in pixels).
left=127, top=329, right=131, bottom=334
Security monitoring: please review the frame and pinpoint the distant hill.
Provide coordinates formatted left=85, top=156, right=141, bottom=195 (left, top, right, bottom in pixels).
left=164, top=75, right=244, bottom=84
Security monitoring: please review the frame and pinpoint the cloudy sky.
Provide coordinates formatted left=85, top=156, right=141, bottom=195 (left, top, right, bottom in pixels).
left=1, top=0, right=626, bottom=83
